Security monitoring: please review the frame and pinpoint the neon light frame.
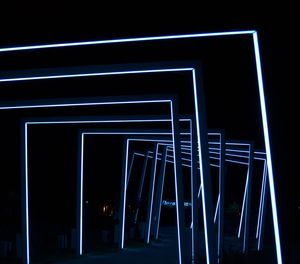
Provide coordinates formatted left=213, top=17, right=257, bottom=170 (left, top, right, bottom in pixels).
left=0, top=30, right=282, bottom=264
left=26, top=128, right=178, bottom=261
left=2, top=64, right=215, bottom=264
left=80, top=121, right=200, bottom=262
left=22, top=101, right=189, bottom=264
left=2, top=97, right=175, bottom=264
left=129, top=135, right=269, bottom=257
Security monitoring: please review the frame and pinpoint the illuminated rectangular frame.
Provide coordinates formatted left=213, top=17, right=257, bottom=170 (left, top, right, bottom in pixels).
left=77, top=121, right=196, bottom=263
left=130, top=136, right=269, bottom=257
left=0, top=97, right=177, bottom=263
left=2, top=65, right=212, bottom=264
left=0, top=30, right=282, bottom=264
left=21, top=98, right=189, bottom=264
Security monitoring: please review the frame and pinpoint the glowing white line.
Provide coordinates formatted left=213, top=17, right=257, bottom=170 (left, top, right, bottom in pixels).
left=192, top=69, right=211, bottom=264
left=0, top=30, right=255, bottom=53
left=253, top=32, right=282, bottom=263
left=25, top=124, right=29, bottom=264
left=170, top=101, right=183, bottom=264
left=0, top=99, right=172, bottom=110
left=79, top=134, right=84, bottom=254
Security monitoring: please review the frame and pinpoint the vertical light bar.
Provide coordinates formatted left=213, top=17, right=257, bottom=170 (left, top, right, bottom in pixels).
left=145, top=143, right=159, bottom=243
left=218, top=132, right=225, bottom=262
left=256, top=160, right=267, bottom=238
left=214, top=195, right=220, bottom=224
left=253, top=31, right=282, bottom=264
left=24, top=123, right=30, bottom=264
left=79, top=133, right=84, bottom=255
left=190, top=118, right=200, bottom=263
left=258, top=163, right=269, bottom=251
left=238, top=173, right=249, bottom=238
left=126, top=153, right=136, bottom=187
left=243, top=144, right=254, bottom=254
left=153, top=146, right=168, bottom=239
left=134, top=152, right=150, bottom=224
left=192, top=69, right=216, bottom=264
left=119, top=139, right=130, bottom=249
left=170, top=100, right=187, bottom=264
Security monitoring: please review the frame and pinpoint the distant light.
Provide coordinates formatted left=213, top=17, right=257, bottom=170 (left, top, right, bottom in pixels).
left=85, top=201, right=88, bottom=204
left=162, top=200, right=191, bottom=207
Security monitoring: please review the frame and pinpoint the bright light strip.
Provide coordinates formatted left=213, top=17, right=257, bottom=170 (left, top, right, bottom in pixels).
left=256, top=160, right=267, bottom=239
left=122, top=139, right=130, bottom=248
left=79, top=133, right=84, bottom=254
left=0, top=98, right=172, bottom=110
left=0, top=29, right=282, bottom=264
left=258, top=161, right=268, bottom=250
left=24, top=124, right=29, bottom=264
left=253, top=32, right=282, bottom=264
left=214, top=195, right=220, bottom=223
left=192, top=69, right=212, bottom=264
left=27, top=119, right=172, bottom=125
left=146, top=143, right=159, bottom=243
left=238, top=175, right=249, bottom=238
left=0, top=68, right=193, bottom=83
left=170, top=101, right=183, bottom=264
left=225, top=142, right=252, bottom=146
left=0, top=30, right=255, bottom=53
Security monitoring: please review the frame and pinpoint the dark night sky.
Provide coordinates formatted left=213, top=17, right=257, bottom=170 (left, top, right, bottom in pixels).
left=0, top=5, right=297, bottom=262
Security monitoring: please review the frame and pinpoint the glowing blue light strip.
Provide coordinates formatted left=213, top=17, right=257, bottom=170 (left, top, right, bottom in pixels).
left=27, top=119, right=173, bottom=125
left=170, top=101, right=183, bottom=264
left=79, top=133, right=84, bottom=254
left=145, top=143, right=159, bottom=244
left=0, top=30, right=255, bottom=53
left=153, top=146, right=168, bottom=240
left=256, top=160, right=267, bottom=239
left=0, top=68, right=193, bottom=83
left=24, top=124, right=29, bottom=264
left=192, top=69, right=212, bottom=264
left=214, top=195, right=220, bottom=224
left=225, top=142, right=251, bottom=146
left=258, top=162, right=268, bottom=250
left=253, top=32, right=282, bottom=264
left=238, top=171, right=249, bottom=238
left=122, top=139, right=130, bottom=248
left=0, top=99, right=172, bottom=110
left=126, top=153, right=136, bottom=186
left=133, top=151, right=150, bottom=224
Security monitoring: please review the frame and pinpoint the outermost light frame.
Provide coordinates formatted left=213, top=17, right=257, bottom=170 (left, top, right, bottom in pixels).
left=0, top=30, right=282, bottom=264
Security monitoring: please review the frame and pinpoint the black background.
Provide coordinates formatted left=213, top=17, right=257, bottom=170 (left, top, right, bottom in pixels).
left=0, top=4, right=297, bottom=263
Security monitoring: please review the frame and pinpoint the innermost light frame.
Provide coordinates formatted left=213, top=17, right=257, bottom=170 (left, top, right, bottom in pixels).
left=0, top=30, right=282, bottom=264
